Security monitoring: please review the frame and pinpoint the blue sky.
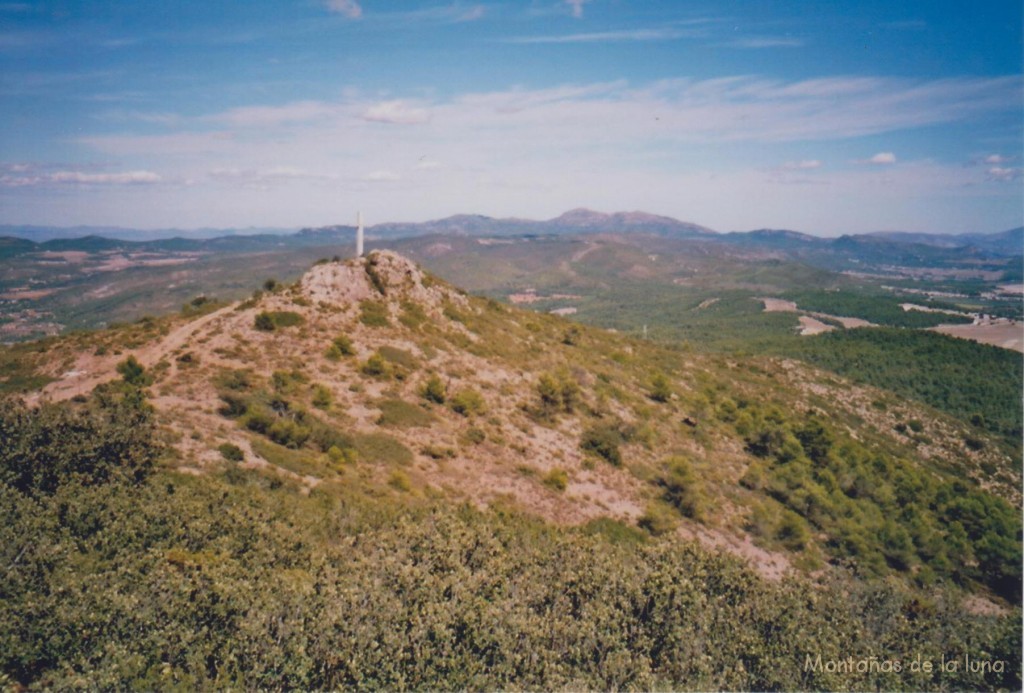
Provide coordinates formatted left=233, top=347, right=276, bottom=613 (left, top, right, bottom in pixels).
left=0, top=0, right=1021, bottom=235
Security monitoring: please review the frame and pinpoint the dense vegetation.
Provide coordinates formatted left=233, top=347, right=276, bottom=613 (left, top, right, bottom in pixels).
left=781, top=290, right=973, bottom=328
left=1, top=391, right=1019, bottom=690
left=720, top=399, right=1022, bottom=601
left=779, top=328, right=1023, bottom=451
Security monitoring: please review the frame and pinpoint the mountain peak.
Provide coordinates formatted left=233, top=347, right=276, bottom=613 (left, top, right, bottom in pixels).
left=553, top=208, right=609, bottom=224
left=301, top=250, right=465, bottom=315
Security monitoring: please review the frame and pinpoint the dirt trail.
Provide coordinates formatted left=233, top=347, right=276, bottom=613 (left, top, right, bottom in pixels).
left=35, top=305, right=235, bottom=403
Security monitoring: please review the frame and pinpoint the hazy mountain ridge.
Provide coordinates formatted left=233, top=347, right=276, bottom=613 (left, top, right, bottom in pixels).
left=0, top=224, right=297, bottom=243
left=4, top=210, right=1017, bottom=261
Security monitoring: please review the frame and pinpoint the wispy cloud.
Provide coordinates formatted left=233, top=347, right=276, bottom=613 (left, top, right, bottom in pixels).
left=722, top=36, right=803, bottom=49
left=987, top=166, right=1022, bottom=182
left=325, top=0, right=362, bottom=19
left=457, top=5, right=486, bottom=21
left=81, top=75, right=1022, bottom=159
left=377, top=3, right=487, bottom=23
left=565, top=0, right=590, bottom=19
left=861, top=152, right=897, bottom=165
left=363, top=170, right=401, bottom=182
left=505, top=27, right=701, bottom=44
left=361, top=100, right=432, bottom=124
left=781, top=159, right=822, bottom=170
left=0, top=169, right=162, bottom=187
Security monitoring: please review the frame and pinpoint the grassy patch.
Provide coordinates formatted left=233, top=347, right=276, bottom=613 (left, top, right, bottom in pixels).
left=376, top=398, right=436, bottom=428
left=250, top=438, right=333, bottom=479
left=359, top=300, right=390, bottom=327
left=352, top=431, right=414, bottom=466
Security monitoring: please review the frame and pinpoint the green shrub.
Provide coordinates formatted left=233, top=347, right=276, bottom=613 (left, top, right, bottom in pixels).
left=361, top=353, right=391, bottom=378
left=272, top=369, right=307, bottom=393
left=267, top=418, right=311, bottom=449
left=325, top=343, right=344, bottom=361
left=542, top=468, right=568, bottom=492
left=312, top=385, right=332, bottom=410
left=388, top=470, right=412, bottom=492
left=580, top=424, right=623, bottom=466
left=658, top=456, right=703, bottom=519
left=116, top=356, right=151, bottom=387
left=422, top=374, right=447, bottom=404
left=365, top=253, right=388, bottom=295
left=254, top=312, right=276, bottom=331
left=649, top=372, right=672, bottom=403
left=218, top=442, right=244, bottom=462
left=776, top=509, right=811, bottom=551
left=270, top=311, right=304, bottom=328
left=449, top=388, right=485, bottom=417
left=463, top=427, right=486, bottom=445
left=536, top=373, right=580, bottom=416
left=332, top=334, right=356, bottom=356
left=638, top=502, right=676, bottom=536
left=215, top=368, right=252, bottom=392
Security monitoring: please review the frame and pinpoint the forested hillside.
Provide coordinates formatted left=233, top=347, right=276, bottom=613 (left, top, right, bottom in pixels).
left=780, top=328, right=1023, bottom=451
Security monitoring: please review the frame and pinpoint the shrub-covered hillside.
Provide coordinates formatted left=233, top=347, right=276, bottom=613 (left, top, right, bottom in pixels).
left=1, top=251, right=1020, bottom=689
left=1, top=388, right=1019, bottom=690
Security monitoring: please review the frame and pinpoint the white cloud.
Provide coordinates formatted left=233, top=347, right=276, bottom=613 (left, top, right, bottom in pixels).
left=457, top=5, right=485, bottom=21
left=723, top=37, right=803, bottom=49
left=565, top=0, right=589, bottom=19
left=326, top=0, right=362, bottom=19
left=0, top=169, right=162, bottom=187
left=864, top=152, right=897, bottom=165
left=987, top=166, right=1022, bottom=182
left=781, top=159, right=821, bottom=170
left=506, top=28, right=700, bottom=44
left=361, top=100, right=432, bottom=124
left=985, top=154, right=1007, bottom=164
left=210, top=166, right=328, bottom=188
left=363, top=170, right=400, bottom=182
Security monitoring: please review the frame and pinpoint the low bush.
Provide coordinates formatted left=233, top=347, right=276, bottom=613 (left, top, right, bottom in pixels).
left=218, top=443, right=244, bottom=462
left=422, top=374, right=447, bottom=404
left=542, top=468, right=568, bottom=492
left=580, top=423, right=623, bottom=466
left=361, top=353, right=391, bottom=378
left=449, top=388, right=485, bottom=417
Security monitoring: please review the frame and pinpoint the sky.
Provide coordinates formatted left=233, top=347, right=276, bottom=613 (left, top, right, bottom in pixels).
left=0, top=0, right=1021, bottom=236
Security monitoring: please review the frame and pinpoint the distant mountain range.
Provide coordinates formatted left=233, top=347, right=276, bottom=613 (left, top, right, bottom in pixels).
left=299, top=208, right=716, bottom=241
left=1, top=210, right=1020, bottom=259
left=866, top=228, right=1024, bottom=257
left=0, top=224, right=296, bottom=243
